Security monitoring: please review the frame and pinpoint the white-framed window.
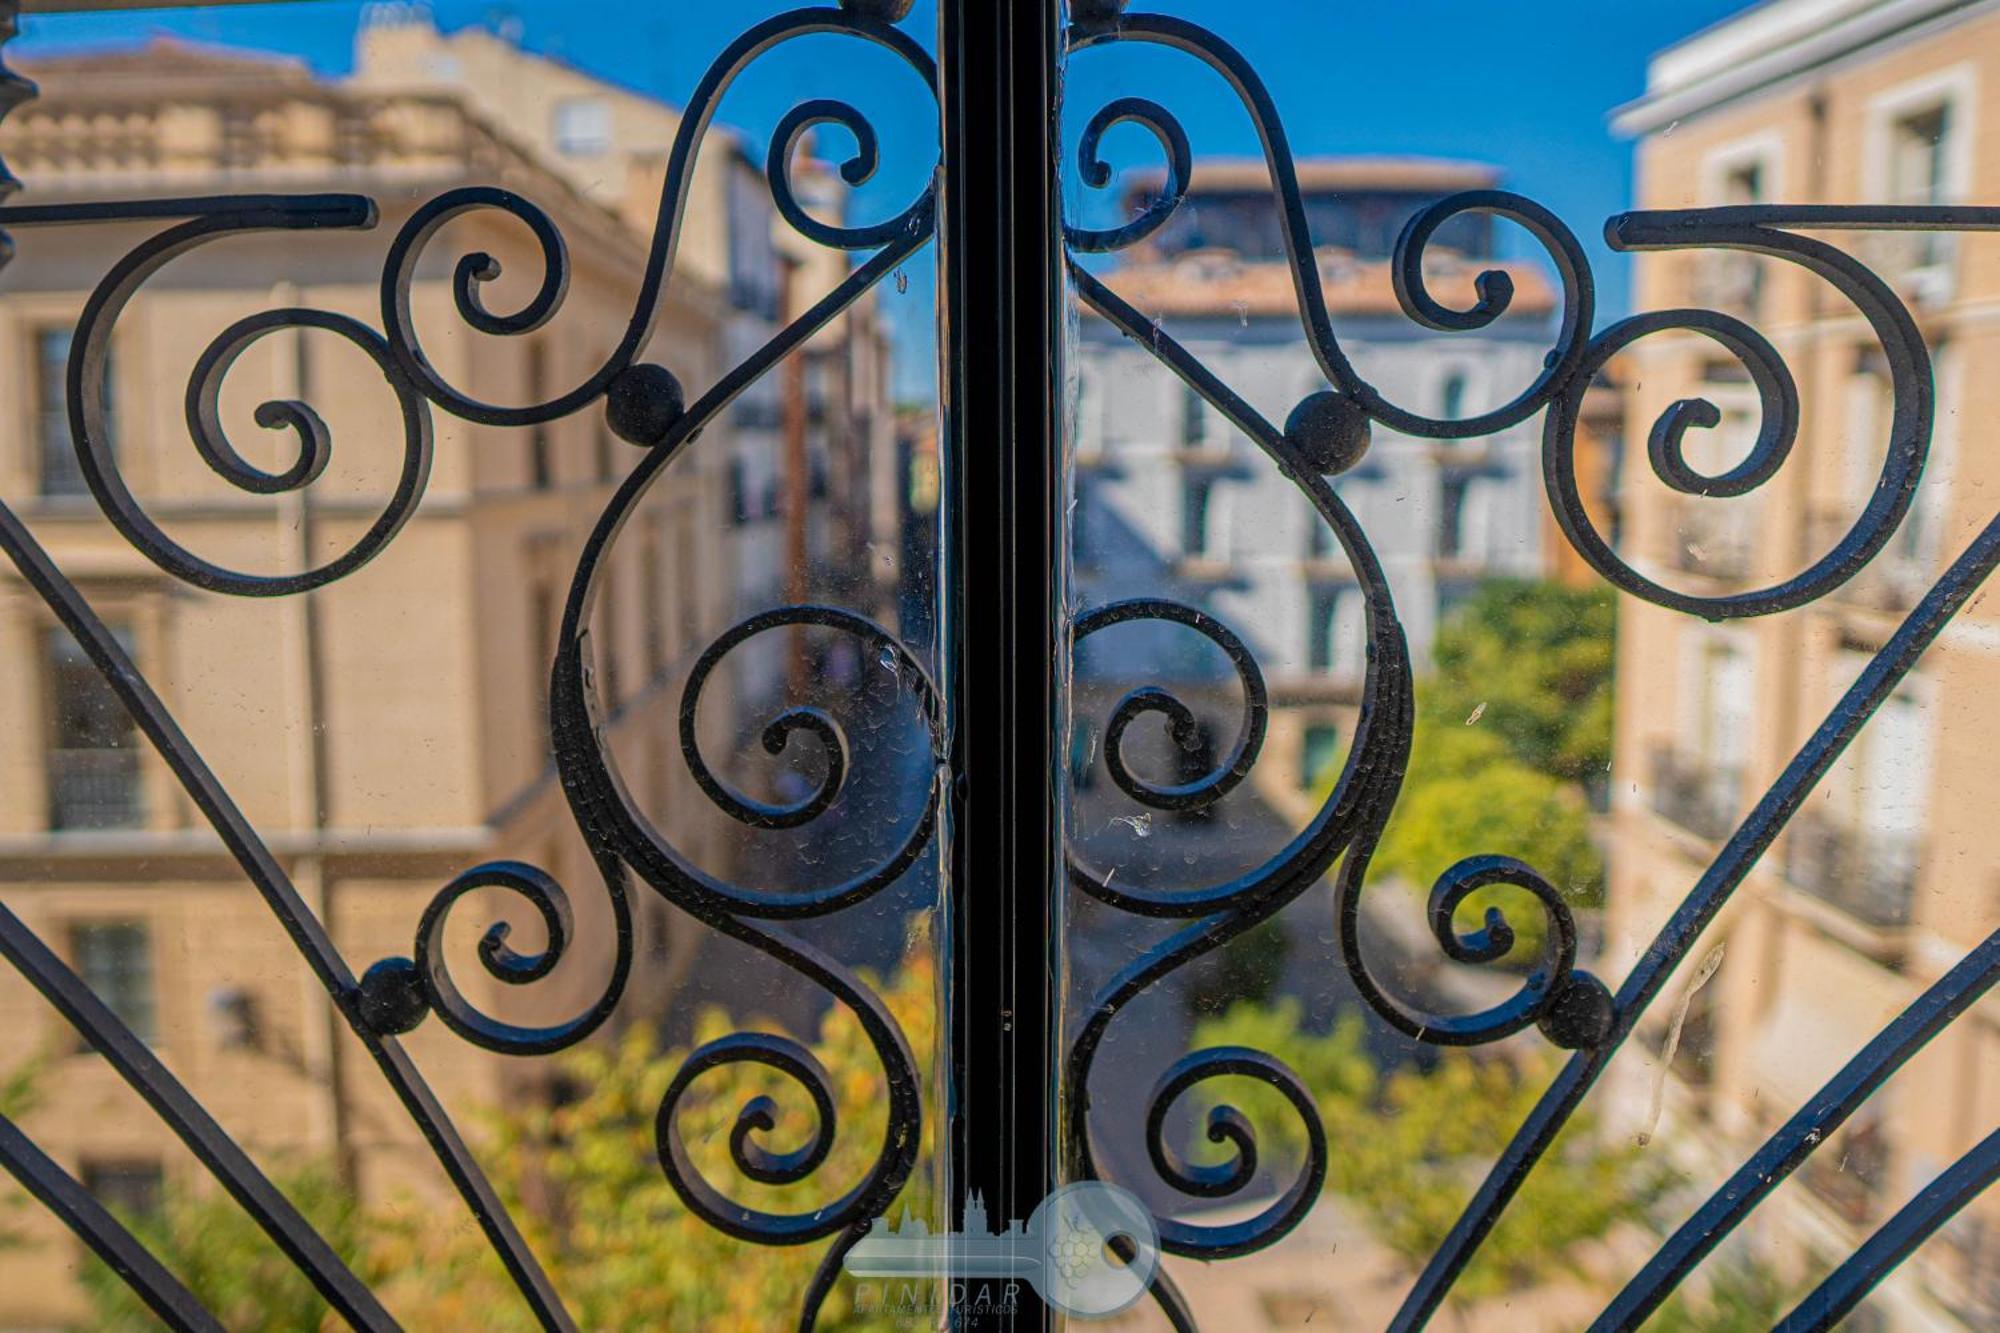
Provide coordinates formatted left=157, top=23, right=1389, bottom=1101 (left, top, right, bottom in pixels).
left=1864, top=66, right=1975, bottom=296
left=552, top=96, right=612, bottom=157
left=1678, top=627, right=1754, bottom=776
left=1827, top=652, right=1935, bottom=846
left=46, top=622, right=141, bottom=832
left=1701, top=131, right=1783, bottom=206
left=1699, top=134, right=1781, bottom=314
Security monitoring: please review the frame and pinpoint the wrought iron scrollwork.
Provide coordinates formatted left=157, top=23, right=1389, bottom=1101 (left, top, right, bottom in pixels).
left=1062, top=7, right=2000, bottom=1330
left=0, top=0, right=1997, bottom=1328
left=0, top=3, right=944, bottom=1330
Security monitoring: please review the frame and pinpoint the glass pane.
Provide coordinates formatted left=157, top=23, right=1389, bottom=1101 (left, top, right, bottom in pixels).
left=1060, top=2, right=1998, bottom=1330
left=0, top=2, right=944, bottom=1327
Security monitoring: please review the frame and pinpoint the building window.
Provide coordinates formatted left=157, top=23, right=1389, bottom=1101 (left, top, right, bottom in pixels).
left=1438, top=474, right=1471, bottom=560
left=1722, top=158, right=1763, bottom=205
left=36, top=328, right=112, bottom=499
left=1180, top=381, right=1207, bottom=447
left=528, top=580, right=554, bottom=750
left=552, top=97, right=611, bottom=157
left=205, top=986, right=260, bottom=1051
left=527, top=343, right=552, bottom=491
left=45, top=625, right=141, bottom=831
left=1180, top=474, right=1214, bottom=557
left=80, top=1159, right=163, bottom=1222
left=1890, top=103, right=1952, bottom=269
left=1300, top=723, right=1340, bottom=790
left=644, top=531, right=667, bottom=677
left=599, top=571, right=623, bottom=713
left=728, top=458, right=751, bottom=525
left=1439, top=372, right=1467, bottom=420
left=1308, top=589, right=1336, bottom=674
left=1305, top=498, right=1332, bottom=558
left=1891, top=104, right=1951, bottom=207
left=1723, top=162, right=1766, bottom=315
left=72, top=922, right=155, bottom=1046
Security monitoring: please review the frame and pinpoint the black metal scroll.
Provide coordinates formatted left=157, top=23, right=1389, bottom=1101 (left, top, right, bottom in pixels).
left=0, top=0, right=1993, bottom=1329
left=0, top=3, right=943, bottom=1331
left=1063, top=4, right=2000, bottom=1329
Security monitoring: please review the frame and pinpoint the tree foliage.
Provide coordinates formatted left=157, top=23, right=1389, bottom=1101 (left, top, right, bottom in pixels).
left=78, top=1166, right=365, bottom=1332
left=1335, top=579, right=1615, bottom=961
left=1372, top=715, right=1605, bottom=913
left=73, top=958, right=938, bottom=1332
left=1424, top=578, right=1617, bottom=783
left=0, top=1053, right=43, bottom=1254
left=1648, top=1252, right=1816, bottom=1331
left=1189, top=1000, right=1674, bottom=1308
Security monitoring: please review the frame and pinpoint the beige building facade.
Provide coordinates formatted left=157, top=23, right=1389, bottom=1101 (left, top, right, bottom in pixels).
left=1609, top=2, right=2000, bottom=1327
left=0, top=16, right=892, bottom=1327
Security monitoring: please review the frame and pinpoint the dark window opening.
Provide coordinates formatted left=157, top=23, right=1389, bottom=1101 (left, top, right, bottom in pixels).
left=1181, top=475, right=1214, bottom=557
left=37, top=327, right=112, bottom=499
left=1308, top=589, right=1336, bottom=674
left=1438, top=474, right=1471, bottom=559
left=72, top=921, right=155, bottom=1047
left=45, top=624, right=140, bottom=831
left=1439, top=372, right=1466, bottom=420
left=1300, top=723, right=1340, bottom=789
left=1180, top=381, right=1207, bottom=447
left=80, top=1159, right=163, bottom=1223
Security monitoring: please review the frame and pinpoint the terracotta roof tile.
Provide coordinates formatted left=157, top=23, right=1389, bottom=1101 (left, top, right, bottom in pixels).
left=1123, top=155, right=1501, bottom=201
left=1085, top=252, right=1556, bottom=320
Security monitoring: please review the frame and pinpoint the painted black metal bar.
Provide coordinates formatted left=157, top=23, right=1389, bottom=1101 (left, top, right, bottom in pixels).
left=1773, top=1128, right=2000, bottom=1333
left=0, top=500, right=578, bottom=1331
left=1593, top=929, right=2000, bottom=1329
left=0, top=900, right=398, bottom=1330
left=0, top=194, right=374, bottom=229
left=1391, top=507, right=2000, bottom=1329
left=0, top=1114, right=224, bottom=1333
left=940, top=0, right=1062, bottom=1325
left=0, top=0, right=30, bottom=272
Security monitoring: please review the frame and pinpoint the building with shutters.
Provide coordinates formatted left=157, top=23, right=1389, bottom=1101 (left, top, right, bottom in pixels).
left=0, top=13, right=894, bottom=1325
left=1606, top=2, right=2000, bottom=1325
left=1072, top=157, right=1559, bottom=817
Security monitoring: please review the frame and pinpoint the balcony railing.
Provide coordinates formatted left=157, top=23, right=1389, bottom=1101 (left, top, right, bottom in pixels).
left=1805, top=511, right=1930, bottom=614
left=1649, top=748, right=1742, bottom=842
left=1689, top=250, right=1764, bottom=319
left=46, top=747, right=143, bottom=832
left=1784, top=811, right=1919, bottom=929
left=1861, top=229, right=1958, bottom=307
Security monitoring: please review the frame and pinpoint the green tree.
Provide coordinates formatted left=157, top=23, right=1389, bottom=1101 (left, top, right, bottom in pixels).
left=0, top=1054, right=43, bottom=1253
left=1424, top=578, right=1617, bottom=782
left=369, top=952, right=939, bottom=1333
left=1332, top=579, right=1613, bottom=961
left=71, top=957, right=938, bottom=1332
left=1372, top=715, right=1605, bottom=913
left=77, top=1165, right=367, bottom=1332
left=1649, top=1253, right=1816, bottom=1331
left=1189, top=1001, right=1674, bottom=1311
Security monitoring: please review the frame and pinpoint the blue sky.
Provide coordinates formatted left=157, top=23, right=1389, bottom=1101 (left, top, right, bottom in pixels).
left=16, top=0, right=1758, bottom=399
